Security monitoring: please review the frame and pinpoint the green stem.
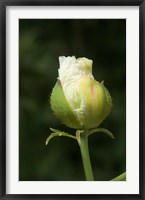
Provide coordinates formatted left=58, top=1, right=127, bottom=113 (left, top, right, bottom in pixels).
left=77, top=131, right=94, bottom=181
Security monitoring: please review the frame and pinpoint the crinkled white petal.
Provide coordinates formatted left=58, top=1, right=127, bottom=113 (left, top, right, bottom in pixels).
left=58, top=56, right=94, bottom=125
left=74, top=99, right=86, bottom=126
left=58, top=56, right=93, bottom=85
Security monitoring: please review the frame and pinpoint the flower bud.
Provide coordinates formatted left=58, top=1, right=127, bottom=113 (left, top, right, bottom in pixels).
left=50, top=56, right=112, bottom=130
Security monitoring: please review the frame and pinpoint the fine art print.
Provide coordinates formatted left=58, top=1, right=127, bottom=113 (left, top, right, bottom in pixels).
left=19, top=19, right=126, bottom=181
left=0, top=1, right=144, bottom=200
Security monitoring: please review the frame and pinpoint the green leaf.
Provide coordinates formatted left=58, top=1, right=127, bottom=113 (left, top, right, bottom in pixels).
left=88, top=128, right=115, bottom=139
left=49, top=127, right=62, bottom=133
left=46, top=128, right=76, bottom=145
left=111, top=172, right=126, bottom=181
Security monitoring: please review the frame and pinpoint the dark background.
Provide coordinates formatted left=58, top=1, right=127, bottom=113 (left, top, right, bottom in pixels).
left=19, top=19, right=126, bottom=181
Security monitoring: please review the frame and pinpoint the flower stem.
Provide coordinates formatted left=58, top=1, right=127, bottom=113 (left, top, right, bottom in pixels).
left=77, top=131, right=94, bottom=181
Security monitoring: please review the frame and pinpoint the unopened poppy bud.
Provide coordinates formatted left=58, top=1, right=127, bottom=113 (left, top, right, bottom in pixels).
left=50, top=56, right=112, bottom=130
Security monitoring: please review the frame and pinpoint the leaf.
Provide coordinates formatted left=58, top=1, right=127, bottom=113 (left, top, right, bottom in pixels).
left=46, top=128, right=76, bottom=145
left=88, top=128, right=115, bottom=139
left=49, top=127, right=62, bottom=133
left=111, top=172, right=126, bottom=181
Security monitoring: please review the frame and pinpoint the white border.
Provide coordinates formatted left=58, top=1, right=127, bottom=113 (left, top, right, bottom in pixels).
left=6, top=6, right=139, bottom=194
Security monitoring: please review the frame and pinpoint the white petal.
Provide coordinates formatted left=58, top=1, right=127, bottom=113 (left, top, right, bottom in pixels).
left=59, top=56, right=66, bottom=66
left=58, top=56, right=94, bottom=125
left=58, top=56, right=93, bottom=84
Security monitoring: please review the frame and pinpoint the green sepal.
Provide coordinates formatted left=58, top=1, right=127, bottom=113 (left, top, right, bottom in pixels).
left=79, top=79, right=112, bottom=129
left=50, top=80, right=82, bottom=129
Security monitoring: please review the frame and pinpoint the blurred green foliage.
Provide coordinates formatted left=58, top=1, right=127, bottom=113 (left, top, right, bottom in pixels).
left=19, top=19, right=126, bottom=181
